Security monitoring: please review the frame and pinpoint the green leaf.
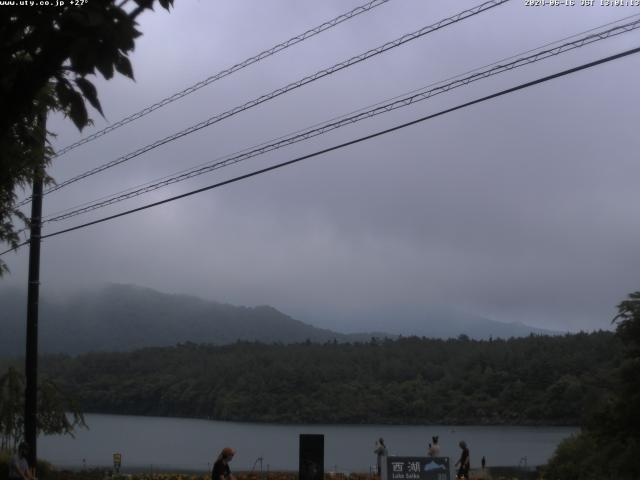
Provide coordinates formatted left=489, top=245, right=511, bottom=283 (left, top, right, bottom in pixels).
left=54, top=78, right=74, bottom=111
left=68, top=37, right=95, bottom=76
left=111, top=9, right=136, bottom=51
left=114, top=52, right=134, bottom=80
left=134, top=0, right=155, bottom=9
left=75, top=77, right=103, bottom=116
left=85, top=9, right=104, bottom=27
left=67, top=87, right=89, bottom=130
left=95, top=55, right=114, bottom=80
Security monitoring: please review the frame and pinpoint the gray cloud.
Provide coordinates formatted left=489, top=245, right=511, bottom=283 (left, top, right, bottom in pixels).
left=3, top=0, right=639, bottom=333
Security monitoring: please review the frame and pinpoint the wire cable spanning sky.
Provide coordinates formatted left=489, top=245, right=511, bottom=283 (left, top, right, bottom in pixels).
left=39, top=11, right=640, bottom=221
left=39, top=16, right=640, bottom=224
left=4, top=45, right=639, bottom=254
left=24, top=0, right=508, bottom=204
left=51, top=0, right=393, bottom=159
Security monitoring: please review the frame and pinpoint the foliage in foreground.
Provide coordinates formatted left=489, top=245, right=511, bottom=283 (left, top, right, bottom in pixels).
left=0, top=450, right=53, bottom=480
left=0, top=467, right=537, bottom=480
left=0, top=469, right=373, bottom=480
left=0, top=367, right=86, bottom=451
left=544, top=292, right=640, bottom=480
left=0, top=0, right=174, bottom=275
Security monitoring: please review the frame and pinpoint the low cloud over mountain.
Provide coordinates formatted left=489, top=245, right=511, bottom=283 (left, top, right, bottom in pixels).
left=1, top=284, right=559, bottom=356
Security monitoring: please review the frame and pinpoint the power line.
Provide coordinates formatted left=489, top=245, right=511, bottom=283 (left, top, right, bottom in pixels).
left=3, top=44, right=638, bottom=256
left=43, top=16, right=640, bottom=221
left=52, top=0, right=393, bottom=158
left=25, top=0, right=508, bottom=204
left=41, top=17, right=640, bottom=223
left=22, top=14, right=640, bottom=225
left=43, top=12, right=640, bottom=222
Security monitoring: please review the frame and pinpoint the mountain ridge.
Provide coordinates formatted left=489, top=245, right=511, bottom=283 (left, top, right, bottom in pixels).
left=0, top=283, right=559, bottom=356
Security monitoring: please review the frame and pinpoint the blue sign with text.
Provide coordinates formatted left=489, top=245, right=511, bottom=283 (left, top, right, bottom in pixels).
left=387, top=456, right=450, bottom=480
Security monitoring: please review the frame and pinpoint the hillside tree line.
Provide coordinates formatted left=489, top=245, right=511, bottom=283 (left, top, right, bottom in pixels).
left=30, top=331, right=620, bottom=426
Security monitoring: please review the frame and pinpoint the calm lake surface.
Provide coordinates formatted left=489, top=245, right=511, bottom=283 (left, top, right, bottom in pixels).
left=39, top=414, right=577, bottom=472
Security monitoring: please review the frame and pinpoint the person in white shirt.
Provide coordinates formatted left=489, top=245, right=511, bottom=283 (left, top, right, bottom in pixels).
left=9, top=443, right=36, bottom=480
left=374, top=438, right=388, bottom=476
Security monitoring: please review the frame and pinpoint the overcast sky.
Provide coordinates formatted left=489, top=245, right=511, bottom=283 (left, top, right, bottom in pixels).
left=3, top=0, right=640, bottom=333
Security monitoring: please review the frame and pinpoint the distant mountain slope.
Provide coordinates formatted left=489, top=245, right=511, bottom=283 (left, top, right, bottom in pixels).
left=0, top=284, right=559, bottom=356
left=306, top=305, right=560, bottom=339
left=0, top=284, right=352, bottom=355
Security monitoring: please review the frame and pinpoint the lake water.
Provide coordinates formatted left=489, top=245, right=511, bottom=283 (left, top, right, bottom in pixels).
left=39, top=414, right=577, bottom=472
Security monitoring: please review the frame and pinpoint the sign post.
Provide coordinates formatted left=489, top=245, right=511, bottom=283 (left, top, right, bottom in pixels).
left=299, top=434, right=324, bottom=480
left=387, top=456, right=450, bottom=480
left=113, top=453, right=122, bottom=474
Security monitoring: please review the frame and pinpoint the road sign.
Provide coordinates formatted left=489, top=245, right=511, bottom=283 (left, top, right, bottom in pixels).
left=387, top=456, right=450, bottom=480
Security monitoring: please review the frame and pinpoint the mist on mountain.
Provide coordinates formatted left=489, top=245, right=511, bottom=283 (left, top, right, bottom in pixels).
left=1, top=283, right=559, bottom=356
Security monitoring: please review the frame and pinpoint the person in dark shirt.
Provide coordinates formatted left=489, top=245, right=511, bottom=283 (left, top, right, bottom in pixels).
left=427, top=436, right=440, bottom=457
left=455, top=441, right=470, bottom=480
left=211, top=447, right=236, bottom=480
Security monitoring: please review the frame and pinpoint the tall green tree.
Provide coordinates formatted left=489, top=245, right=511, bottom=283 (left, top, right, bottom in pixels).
left=0, top=367, right=86, bottom=452
left=0, top=0, right=174, bottom=275
left=545, top=291, right=640, bottom=480
left=0, top=368, right=22, bottom=451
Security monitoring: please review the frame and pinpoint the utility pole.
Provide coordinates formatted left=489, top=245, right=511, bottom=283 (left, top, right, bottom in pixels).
left=25, top=110, right=46, bottom=470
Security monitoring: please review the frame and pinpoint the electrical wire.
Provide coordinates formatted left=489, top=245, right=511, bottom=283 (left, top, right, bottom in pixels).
left=42, top=12, right=640, bottom=221
left=41, top=17, right=640, bottom=223
left=20, top=0, right=508, bottom=206
left=35, top=11, right=640, bottom=223
left=3, top=44, right=638, bottom=256
left=52, top=0, right=394, bottom=158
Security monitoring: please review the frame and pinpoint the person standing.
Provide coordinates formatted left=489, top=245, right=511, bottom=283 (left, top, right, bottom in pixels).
left=481, top=456, right=486, bottom=470
left=212, top=447, right=236, bottom=480
left=9, top=443, right=36, bottom=480
left=374, top=438, right=388, bottom=476
left=455, top=441, right=470, bottom=480
left=427, top=436, right=440, bottom=457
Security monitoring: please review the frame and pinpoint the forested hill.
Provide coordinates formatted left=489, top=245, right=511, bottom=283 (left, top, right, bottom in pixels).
left=1, top=284, right=559, bottom=356
left=39, top=331, right=618, bottom=426
left=0, top=284, right=364, bottom=355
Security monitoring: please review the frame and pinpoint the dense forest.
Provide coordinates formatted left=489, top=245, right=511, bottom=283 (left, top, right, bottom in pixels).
left=27, top=331, right=619, bottom=426
left=544, top=291, right=640, bottom=480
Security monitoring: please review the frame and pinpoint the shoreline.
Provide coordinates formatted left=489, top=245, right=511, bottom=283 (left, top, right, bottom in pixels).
left=38, top=414, right=573, bottom=471
left=71, top=411, right=580, bottom=429
left=39, top=467, right=543, bottom=480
